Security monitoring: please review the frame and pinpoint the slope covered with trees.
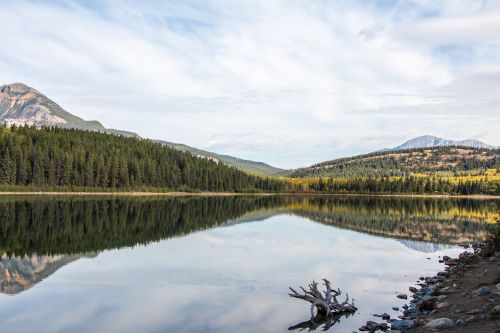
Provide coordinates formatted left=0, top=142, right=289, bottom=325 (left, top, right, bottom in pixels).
left=0, top=83, right=284, bottom=176
left=0, top=126, right=499, bottom=195
left=0, top=125, right=286, bottom=192
left=289, top=147, right=499, bottom=178
left=159, top=140, right=285, bottom=176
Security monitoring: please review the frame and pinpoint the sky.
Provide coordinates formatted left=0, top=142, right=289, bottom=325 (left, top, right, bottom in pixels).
left=1, top=0, right=499, bottom=168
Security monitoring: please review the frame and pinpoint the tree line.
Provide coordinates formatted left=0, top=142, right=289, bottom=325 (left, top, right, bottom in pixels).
left=0, top=125, right=287, bottom=192
left=0, top=125, right=498, bottom=195
left=295, top=176, right=500, bottom=195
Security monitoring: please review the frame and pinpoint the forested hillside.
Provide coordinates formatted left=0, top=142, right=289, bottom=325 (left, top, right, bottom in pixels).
left=289, top=147, right=499, bottom=178
left=159, top=140, right=285, bottom=176
left=0, top=125, right=286, bottom=192
left=0, top=126, right=499, bottom=195
left=0, top=83, right=283, bottom=176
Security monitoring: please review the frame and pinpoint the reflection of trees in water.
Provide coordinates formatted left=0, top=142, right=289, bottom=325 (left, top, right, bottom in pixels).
left=0, top=196, right=284, bottom=256
left=0, top=196, right=496, bottom=257
left=288, top=312, right=355, bottom=331
left=0, top=196, right=496, bottom=295
left=288, top=197, right=497, bottom=245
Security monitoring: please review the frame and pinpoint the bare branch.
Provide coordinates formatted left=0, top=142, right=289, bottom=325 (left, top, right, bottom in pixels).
left=289, top=279, right=357, bottom=319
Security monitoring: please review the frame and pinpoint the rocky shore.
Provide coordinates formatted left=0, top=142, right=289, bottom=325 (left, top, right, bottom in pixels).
left=358, top=237, right=500, bottom=332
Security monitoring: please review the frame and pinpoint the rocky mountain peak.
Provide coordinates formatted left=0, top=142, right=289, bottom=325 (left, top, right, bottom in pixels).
left=0, top=83, right=34, bottom=95
left=389, top=135, right=496, bottom=150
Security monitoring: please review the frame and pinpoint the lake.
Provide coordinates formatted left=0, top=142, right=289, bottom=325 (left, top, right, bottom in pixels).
left=0, top=195, right=497, bottom=332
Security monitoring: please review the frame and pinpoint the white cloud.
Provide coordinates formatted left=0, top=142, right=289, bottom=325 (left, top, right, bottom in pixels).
left=0, top=0, right=498, bottom=168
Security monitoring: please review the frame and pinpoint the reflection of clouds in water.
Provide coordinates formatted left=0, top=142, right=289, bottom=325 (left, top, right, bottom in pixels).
left=0, top=214, right=465, bottom=333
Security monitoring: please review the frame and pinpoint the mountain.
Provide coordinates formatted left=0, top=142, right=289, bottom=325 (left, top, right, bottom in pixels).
left=386, top=135, right=496, bottom=150
left=289, top=134, right=499, bottom=178
left=159, top=141, right=284, bottom=175
left=0, top=83, right=137, bottom=137
left=0, top=83, right=283, bottom=176
left=289, top=146, right=499, bottom=178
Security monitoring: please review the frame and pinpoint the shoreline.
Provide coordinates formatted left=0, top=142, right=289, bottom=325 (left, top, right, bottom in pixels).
left=0, top=191, right=268, bottom=197
left=0, top=191, right=498, bottom=199
left=360, top=238, right=500, bottom=332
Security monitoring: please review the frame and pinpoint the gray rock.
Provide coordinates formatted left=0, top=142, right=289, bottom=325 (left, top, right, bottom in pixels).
left=476, top=286, right=491, bottom=296
left=382, top=313, right=390, bottom=320
left=442, top=255, right=451, bottom=261
left=365, top=321, right=379, bottom=330
left=427, top=285, right=437, bottom=294
left=465, top=308, right=482, bottom=315
left=409, top=286, right=418, bottom=293
left=456, top=319, right=465, bottom=326
left=397, top=293, right=408, bottom=300
left=392, top=307, right=399, bottom=311
left=491, top=304, right=500, bottom=315
left=417, top=296, right=437, bottom=310
left=424, top=318, right=456, bottom=330
left=479, top=314, right=490, bottom=320
left=436, top=301, right=450, bottom=308
left=465, top=315, right=476, bottom=323
left=391, top=320, right=414, bottom=330
left=444, top=259, right=458, bottom=266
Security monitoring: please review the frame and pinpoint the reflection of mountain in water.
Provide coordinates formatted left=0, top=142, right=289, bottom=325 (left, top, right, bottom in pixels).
left=0, top=254, right=87, bottom=294
left=397, top=240, right=455, bottom=253
left=0, top=195, right=496, bottom=295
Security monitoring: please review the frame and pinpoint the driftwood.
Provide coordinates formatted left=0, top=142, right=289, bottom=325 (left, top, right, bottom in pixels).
left=289, top=279, right=357, bottom=319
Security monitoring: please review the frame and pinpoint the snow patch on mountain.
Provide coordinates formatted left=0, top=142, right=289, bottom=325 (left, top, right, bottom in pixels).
left=386, top=135, right=496, bottom=151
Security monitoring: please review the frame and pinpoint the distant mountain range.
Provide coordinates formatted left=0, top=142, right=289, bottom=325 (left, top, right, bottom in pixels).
left=1, top=83, right=497, bottom=177
left=158, top=141, right=284, bottom=175
left=384, top=135, right=497, bottom=151
left=0, top=83, right=283, bottom=176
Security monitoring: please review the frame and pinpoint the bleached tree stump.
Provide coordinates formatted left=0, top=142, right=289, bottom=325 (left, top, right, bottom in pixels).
left=289, top=279, right=357, bottom=319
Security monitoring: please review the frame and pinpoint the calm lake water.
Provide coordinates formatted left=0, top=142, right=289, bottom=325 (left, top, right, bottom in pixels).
left=0, top=195, right=497, bottom=332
